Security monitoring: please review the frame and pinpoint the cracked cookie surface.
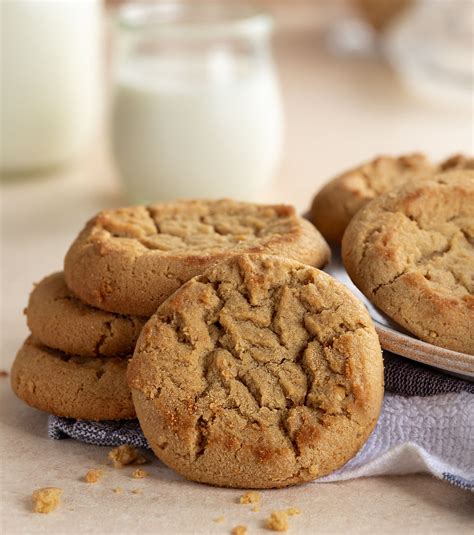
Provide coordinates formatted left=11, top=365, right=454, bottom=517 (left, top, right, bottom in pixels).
left=11, top=337, right=135, bottom=420
left=309, top=153, right=435, bottom=243
left=342, top=171, right=474, bottom=355
left=128, top=254, right=383, bottom=488
left=64, top=200, right=330, bottom=316
left=26, top=272, right=146, bottom=357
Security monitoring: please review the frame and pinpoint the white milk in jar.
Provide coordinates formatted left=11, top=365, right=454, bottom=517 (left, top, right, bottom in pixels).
left=1, top=0, right=102, bottom=174
left=111, top=2, right=283, bottom=202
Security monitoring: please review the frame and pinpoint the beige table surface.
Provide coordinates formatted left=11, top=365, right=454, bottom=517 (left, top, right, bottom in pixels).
left=1, top=3, right=473, bottom=533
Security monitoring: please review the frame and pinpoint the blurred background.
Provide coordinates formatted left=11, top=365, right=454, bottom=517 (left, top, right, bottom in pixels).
left=1, top=0, right=473, bottom=359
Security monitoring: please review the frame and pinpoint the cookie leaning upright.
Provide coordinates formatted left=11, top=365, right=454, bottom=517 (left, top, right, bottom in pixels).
left=342, top=170, right=474, bottom=355
left=64, top=200, right=330, bottom=316
left=128, top=254, right=383, bottom=489
left=309, top=153, right=435, bottom=243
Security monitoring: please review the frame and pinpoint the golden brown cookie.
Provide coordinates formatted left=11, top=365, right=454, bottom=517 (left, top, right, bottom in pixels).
left=64, top=200, right=330, bottom=317
left=26, top=272, right=146, bottom=357
left=309, top=153, right=435, bottom=243
left=342, top=171, right=474, bottom=355
left=128, top=254, right=383, bottom=488
left=11, top=337, right=135, bottom=420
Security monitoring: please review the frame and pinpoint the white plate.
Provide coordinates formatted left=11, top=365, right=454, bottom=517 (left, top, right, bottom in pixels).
left=324, top=248, right=474, bottom=381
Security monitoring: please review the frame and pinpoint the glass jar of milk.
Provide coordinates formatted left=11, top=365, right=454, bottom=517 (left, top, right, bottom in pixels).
left=112, top=1, right=283, bottom=202
left=1, top=0, right=102, bottom=175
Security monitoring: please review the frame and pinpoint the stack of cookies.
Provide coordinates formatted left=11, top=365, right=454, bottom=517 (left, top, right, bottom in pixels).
left=309, top=153, right=474, bottom=355
left=11, top=198, right=389, bottom=488
left=11, top=200, right=331, bottom=422
left=15, top=273, right=145, bottom=420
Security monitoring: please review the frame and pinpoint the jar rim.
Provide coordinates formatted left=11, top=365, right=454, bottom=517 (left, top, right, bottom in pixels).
left=116, top=0, right=273, bottom=38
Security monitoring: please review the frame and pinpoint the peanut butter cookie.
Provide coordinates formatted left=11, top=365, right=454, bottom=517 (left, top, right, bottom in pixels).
left=128, top=254, right=383, bottom=488
left=26, top=272, right=146, bottom=357
left=64, top=200, right=330, bottom=316
left=309, top=153, right=434, bottom=243
left=342, top=171, right=474, bottom=354
left=11, top=337, right=134, bottom=420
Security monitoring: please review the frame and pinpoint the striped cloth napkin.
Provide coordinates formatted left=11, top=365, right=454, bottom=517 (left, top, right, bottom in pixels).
left=48, top=353, right=474, bottom=491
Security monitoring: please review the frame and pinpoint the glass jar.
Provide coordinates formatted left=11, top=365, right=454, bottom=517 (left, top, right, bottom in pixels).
left=384, top=0, right=474, bottom=108
left=111, top=1, right=283, bottom=203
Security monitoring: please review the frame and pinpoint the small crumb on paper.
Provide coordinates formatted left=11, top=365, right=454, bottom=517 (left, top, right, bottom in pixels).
left=213, top=516, right=225, bottom=523
left=131, top=489, right=143, bottom=495
left=84, top=469, right=104, bottom=483
left=108, top=445, right=147, bottom=468
left=32, top=487, right=62, bottom=514
left=239, top=491, right=261, bottom=504
left=113, top=487, right=124, bottom=494
left=0, top=370, right=8, bottom=378
left=265, top=511, right=289, bottom=532
left=231, top=526, right=248, bottom=535
left=252, top=505, right=261, bottom=513
left=286, top=507, right=301, bottom=516
left=131, top=468, right=148, bottom=479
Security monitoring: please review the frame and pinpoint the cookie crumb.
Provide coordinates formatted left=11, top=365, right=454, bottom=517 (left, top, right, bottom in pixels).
left=108, top=445, right=147, bottom=468
left=286, top=507, right=301, bottom=516
left=252, top=505, right=261, bottom=513
left=84, top=469, right=104, bottom=483
left=113, top=487, right=124, bottom=494
left=265, top=511, right=289, bottom=532
left=213, top=516, right=225, bottom=523
left=231, top=526, right=248, bottom=535
left=131, top=489, right=143, bottom=495
left=131, top=468, right=148, bottom=479
left=239, top=491, right=260, bottom=504
left=32, top=487, right=62, bottom=513
left=0, top=370, right=8, bottom=378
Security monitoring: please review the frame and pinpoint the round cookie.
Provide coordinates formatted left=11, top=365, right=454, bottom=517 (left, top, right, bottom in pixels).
left=26, top=272, right=146, bottom=357
left=128, top=254, right=383, bottom=488
left=64, top=200, right=331, bottom=316
left=309, top=153, right=435, bottom=243
left=11, top=337, right=134, bottom=420
left=342, top=170, right=474, bottom=355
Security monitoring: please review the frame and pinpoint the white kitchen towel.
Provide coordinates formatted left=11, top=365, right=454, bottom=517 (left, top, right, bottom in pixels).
left=319, top=390, right=473, bottom=490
